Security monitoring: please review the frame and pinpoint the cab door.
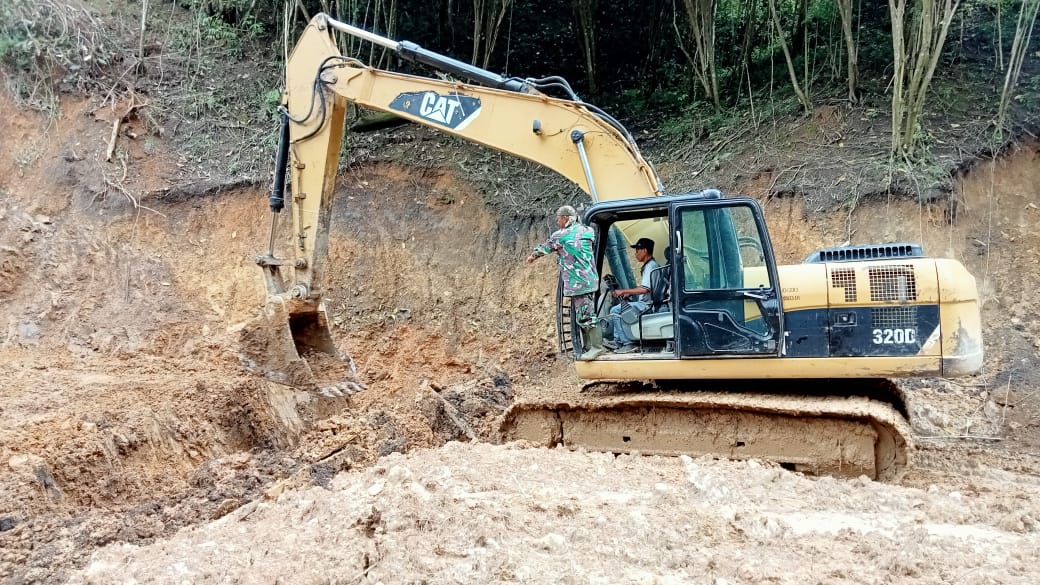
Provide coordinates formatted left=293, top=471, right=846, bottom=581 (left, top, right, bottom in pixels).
left=668, top=199, right=784, bottom=357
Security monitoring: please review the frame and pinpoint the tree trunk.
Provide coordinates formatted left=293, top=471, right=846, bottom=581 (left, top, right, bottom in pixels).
left=889, top=0, right=906, bottom=156
left=472, top=0, right=512, bottom=68
left=995, top=0, right=1004, bottom=71
left=735, top=0, right=758, bottom=105
left=376, top=0, right=398, bottom=69
left=369, top=0, right=382, bottom=65
left=472, top=0, right=484, bottom=65
left=889, top=0, right=961, bottom=157
left=767, top=0, right=811, bottom=114
left=574, top=0, right=598, bottom=94
left=678, top=0, right=720, bottom=111
left=837, top=0, right=859, bottom=104
left=482, top=0, right=512, bottom=69
left=997, top=0, right=1040, bottom=131
left=800, top=0, right=809, bottom=100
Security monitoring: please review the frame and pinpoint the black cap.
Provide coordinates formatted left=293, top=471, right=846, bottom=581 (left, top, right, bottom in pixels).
left=630, top=237, right=655, bottom=253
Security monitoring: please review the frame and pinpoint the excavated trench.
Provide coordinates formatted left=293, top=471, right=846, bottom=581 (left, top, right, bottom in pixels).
left=0, top=156, right=553, bottom=582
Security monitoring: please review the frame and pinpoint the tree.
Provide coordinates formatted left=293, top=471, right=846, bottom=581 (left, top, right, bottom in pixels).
left=888, top=0, right=961, bottom=157
left=996, top=0, right=1040, bottom=132
left=367, top=0, right=399, bottom=69
left=675, top=0, right=720, bottom=111
left=472, top=0, right=513, bottom=68
left=767, top=0, right=812, bottom=114
left=574, top=0, right=598, bottom=94
left=836, top=0, right=860, bottom=104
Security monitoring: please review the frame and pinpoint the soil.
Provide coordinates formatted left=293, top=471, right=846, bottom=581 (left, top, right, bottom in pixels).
left=2, top=85, right=1040, bottom=584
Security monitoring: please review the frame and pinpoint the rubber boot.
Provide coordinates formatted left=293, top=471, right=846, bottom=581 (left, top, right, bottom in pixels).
left=579, top=324, right=605, bottom=360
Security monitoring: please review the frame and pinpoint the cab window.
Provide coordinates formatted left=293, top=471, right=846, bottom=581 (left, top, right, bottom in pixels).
left=679, top=205, right=770, bottom=292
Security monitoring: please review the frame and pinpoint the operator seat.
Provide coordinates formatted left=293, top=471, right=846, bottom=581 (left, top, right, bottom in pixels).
left=618, top=247, right=674, bottom=346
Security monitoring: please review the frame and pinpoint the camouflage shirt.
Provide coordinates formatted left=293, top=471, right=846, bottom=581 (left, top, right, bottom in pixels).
left=532, top=222, right=599, bottom=296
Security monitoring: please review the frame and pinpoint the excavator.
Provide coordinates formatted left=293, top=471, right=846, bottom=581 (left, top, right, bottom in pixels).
left=246, top=13, right=983, bottom=480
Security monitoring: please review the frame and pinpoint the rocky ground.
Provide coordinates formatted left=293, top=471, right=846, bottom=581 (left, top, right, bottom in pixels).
left=68, top=443, right=1040, bottom=585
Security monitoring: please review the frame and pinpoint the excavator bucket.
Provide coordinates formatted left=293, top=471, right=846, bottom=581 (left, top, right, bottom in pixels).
left=287, top=309, right=340, bottom=358
left=242, top=105, right=360, bottom=395
left=238, top=297, right=360, bottom=395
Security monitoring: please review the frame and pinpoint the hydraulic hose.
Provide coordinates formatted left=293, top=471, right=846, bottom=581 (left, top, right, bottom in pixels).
left=269, top=111, right=290, bottom=213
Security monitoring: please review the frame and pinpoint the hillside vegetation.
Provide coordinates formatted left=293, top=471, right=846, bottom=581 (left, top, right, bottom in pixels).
left=1, top=0, right=1037, bottom=204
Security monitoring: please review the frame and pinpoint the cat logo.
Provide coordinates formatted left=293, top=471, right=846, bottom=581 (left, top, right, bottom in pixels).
left=389, top=91, right=482, bottom=130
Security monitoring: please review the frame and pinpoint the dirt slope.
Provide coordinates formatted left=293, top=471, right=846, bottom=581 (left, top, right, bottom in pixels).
left=2, top=85, right=1039, bottom=585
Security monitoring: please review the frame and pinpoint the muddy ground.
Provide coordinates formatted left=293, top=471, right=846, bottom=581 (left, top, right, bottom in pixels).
left=1, top=87, right=1039, bottom=584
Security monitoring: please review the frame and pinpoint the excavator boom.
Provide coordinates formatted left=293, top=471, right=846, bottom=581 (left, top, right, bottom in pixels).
left=244, top=13, right=662, bottom=390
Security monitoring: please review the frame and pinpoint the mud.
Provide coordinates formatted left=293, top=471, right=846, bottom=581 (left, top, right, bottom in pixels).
left=70, top=443, right=1040, bottom=585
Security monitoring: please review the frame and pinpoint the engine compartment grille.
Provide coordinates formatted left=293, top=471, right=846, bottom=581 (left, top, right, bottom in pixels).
left=868, top=265, right=918, bottom=302
left=872, top=306, right=918, bottom=328
left=830, top=268, right=857, bottom=302
left=804, top=243, right=924, bottom=263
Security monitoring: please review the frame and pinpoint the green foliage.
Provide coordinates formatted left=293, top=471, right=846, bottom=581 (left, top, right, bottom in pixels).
left=610, top=89, right=651, bottom=121
left=189, top=89, right=226, bottom=117
left=656, top=100, right=745, bottom=148
left=263, top=88, right=283, bottom=119
left=3, top=0, right=1034, bottom=190
left=169, top=2, right=266, bottom=63
left=123, top=0, right=1031, bottom=135
left=600, top=85, right=693, bottom=129
left=657, top=111, right=700, bottom=144
left=888, top=152, right=953, bottom=202
left=1010, top=70, right=1040, bottom=119
left=0, top=0, right=121, bottom=112
left=0, top=31, right=28, bottom=68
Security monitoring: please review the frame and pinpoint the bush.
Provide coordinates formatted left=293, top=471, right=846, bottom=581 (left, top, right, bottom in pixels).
left=0, top=0, right=124, bottom=112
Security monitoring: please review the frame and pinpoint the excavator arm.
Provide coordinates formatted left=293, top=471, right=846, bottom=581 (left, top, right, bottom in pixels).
left=248, top=13, right=661, bottom=390
left=272, top=13, right=662, bottom=295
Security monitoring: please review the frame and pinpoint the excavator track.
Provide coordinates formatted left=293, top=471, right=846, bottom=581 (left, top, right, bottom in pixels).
left=500, top=379, right=912, bottom=481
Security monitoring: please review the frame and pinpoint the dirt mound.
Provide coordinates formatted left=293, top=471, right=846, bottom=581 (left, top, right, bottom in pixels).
left=70, top=442, right=1040, bottom=584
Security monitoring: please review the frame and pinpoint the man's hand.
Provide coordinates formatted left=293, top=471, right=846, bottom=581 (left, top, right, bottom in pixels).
left=525, top=254, right=537, bottom=264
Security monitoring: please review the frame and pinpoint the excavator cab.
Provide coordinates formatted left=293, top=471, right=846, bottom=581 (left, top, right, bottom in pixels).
left=571, top=190, right=784, bottom=361
left=573, top=190, right=981, bottom=387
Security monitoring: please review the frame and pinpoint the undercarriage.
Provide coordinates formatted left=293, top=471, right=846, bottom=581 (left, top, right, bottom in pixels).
left=500, top=379, right=912, bottom=481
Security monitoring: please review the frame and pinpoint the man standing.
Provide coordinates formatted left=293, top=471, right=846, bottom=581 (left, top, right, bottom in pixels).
left=607, top=237, right=659, bottom=353
left=526, top=205, right=604, bottom=360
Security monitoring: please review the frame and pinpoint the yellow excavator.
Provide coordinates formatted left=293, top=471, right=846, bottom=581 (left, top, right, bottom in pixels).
left=247, top=14, right=983, bottom=480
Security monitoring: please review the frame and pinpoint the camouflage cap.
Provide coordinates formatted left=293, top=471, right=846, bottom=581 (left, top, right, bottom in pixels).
left=555, top=205, right=577, bottom=217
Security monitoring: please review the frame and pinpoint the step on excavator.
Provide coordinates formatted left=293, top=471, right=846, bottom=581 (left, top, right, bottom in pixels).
left=243, top=14, right=983, bottom=480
